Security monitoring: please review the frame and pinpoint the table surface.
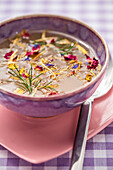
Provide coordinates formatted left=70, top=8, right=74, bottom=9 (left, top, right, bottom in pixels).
left=0, top=0, right=113, bottom=169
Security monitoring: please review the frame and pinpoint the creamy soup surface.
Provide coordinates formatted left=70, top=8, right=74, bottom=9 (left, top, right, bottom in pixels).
left=0, top=30, right=101, bottom=96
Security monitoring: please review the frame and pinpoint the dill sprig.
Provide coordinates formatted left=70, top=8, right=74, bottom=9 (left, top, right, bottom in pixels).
left=8, top=65, right=33, bottom=94
left=8, top=64, right=56, bottom=95
left=56, top=42, right=76, bottom=55
left=38, top=81, right=52, bottom=90
left=32, top=41, right=47, bottom=46
left=47, top=86, right=57, bottom=92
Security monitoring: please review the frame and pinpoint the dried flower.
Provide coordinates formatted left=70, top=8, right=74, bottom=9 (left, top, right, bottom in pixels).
left=32, top=44, right=40, bottom=53
left=61, top=53, right=64, bottom=56
left=64, top=54, right=77, bottom=61
left=24, top=56, right=30, bottom=61
left=22, top=71, right=29, bottom=78
left=14, top=88, right=24, bottom=94
left=87, top=57, right=99, bottom=69
left=85, top=54, right=92, bottom=60
left=8, top=63, right=19, bottom=70
left=50, top=38, right=55, bottom=44
left=46, top=63, right=54, bottom=67
left=19, top=68, right=25, bottom=75
left=21, top=29, right=30, bottom=39
left=72, top=63, right=79, bottom=69
left=49, top=91, right=59, bottom=95
left=85, top=73, right=92, bottom=82
left=26, top=51, right=33, bottom=57
left=77, top=45, right=87, bottom=54
left=26, top=45, right=40, bottom=57
left=69, top=70, right=75, bottom=76
left=34, top=65, right=43, bottom=71
left=13, top=55, right=18, bottom=61
left=86, top=54, right=93, bottom=64
left=4, top=51, right=14, bottom=59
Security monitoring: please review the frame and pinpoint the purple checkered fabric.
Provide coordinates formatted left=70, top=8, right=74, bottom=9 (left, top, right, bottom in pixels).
left=0, top=0, right=113, bottom=169
left=1, top=124, right=113, bottom=170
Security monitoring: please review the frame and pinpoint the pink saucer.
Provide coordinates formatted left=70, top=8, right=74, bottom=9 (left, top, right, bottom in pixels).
left=0, top=105, right=80, bottom=163
left=0, top=86, right=113, bottom=164
left=88, top=85, right=113, bottom=139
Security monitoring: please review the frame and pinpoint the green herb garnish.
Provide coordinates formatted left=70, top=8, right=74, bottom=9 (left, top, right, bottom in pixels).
left=56, top=42, right=76, bottom=55
left=8, top=64, right=54, bottom=95
left=32, top=41, right=47, bottom=46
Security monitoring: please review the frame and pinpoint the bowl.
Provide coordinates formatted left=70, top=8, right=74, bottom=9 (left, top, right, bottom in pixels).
left=0, top=14, right=109, bottom=117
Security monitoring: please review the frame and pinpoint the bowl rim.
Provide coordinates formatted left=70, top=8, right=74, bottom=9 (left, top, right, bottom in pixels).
left=0, top=14, right=109, bottom=101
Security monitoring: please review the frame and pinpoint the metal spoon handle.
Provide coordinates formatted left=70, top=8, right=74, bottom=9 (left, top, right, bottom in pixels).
left=70, top=100, right=92, bottom=170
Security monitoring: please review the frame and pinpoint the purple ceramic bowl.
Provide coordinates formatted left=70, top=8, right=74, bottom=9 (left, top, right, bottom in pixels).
left=0, top=14, right=109, bottom=117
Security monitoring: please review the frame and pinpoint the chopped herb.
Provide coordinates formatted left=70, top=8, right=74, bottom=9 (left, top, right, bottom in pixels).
left=32, top=41, right=47, bottom=46
left=56, top=42, right=76, bottom=55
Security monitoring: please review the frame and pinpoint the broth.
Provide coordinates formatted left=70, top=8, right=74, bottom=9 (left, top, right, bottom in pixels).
left=0, top=30, right=101, bottom=97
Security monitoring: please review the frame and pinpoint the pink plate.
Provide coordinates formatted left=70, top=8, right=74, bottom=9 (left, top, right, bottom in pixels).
left=0, top=86, right=113, bottom=164
left=88, top=85, right=113, bottom=139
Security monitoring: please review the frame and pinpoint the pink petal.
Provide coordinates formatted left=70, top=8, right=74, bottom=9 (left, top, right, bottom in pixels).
left=49, top=38, right=55, bottom=44
left=4, top=51, right=14, bottom=59
left=32, top=44, right=40, bottom=52
left=26, top=51, right=33, bottom=56
left=49, top=91, right=59, bottom=95
left=22, top=73, right=27, bottom=78
left=64, top=54, right=77, bottom=61
left=34, top=65, right=43, bottom=71
left=87, top=57, right=99, bottom=69
left=21, top=32, right=30, bottom=38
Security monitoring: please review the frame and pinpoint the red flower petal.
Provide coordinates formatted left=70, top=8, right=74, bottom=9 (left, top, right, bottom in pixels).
left=32, top=44, right=40, bottom=52
left=13, top=55, right=18, bottom=61
left=49, top=91, right=59, bottom=95
left=70, top=70, right=75, bottom=75
left=21, top=30, right=30, bottom=39
left=87, top=57, right=99, bottom=69
left=22, top=73, right=27, bottom=78
left=34, top=65, right=43, bottom=71
left=64, top=54, right=77, bottom=61
left=26, top=51, right=33, bottom=56
left=4, top=51, right=14, bottom=59
left=85, top=54, right=92, bottom=60
left=26, top=45, right=40, bottom=57
left=50, top=38, right=55, bottom=44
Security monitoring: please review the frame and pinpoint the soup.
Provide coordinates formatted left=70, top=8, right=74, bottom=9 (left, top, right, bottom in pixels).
left=0, top=30, right=101, bottom=97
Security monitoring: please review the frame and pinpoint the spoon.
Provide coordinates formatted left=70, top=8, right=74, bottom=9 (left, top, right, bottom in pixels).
left=70, top=54, right=113, bottom=170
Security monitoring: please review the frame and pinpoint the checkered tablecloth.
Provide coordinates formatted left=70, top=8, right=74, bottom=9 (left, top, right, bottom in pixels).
left=0, top=0, right=113, bottom=169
